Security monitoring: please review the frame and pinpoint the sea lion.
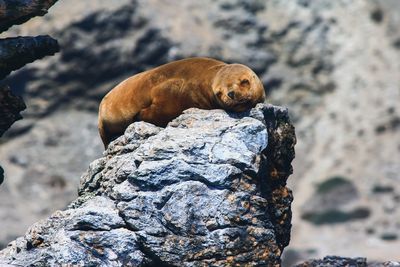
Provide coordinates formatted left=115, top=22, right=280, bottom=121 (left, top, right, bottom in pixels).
left=98, top=57, right=266, bottom=148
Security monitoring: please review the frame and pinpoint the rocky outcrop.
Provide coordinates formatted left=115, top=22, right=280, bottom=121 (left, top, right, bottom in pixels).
left=0, top=104, right=296, bottom=266
left=294, top=256, right=400, bottom=267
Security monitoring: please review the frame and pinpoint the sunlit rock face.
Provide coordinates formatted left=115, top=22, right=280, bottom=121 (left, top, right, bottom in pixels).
left=0, top=104, right=296, bottom=266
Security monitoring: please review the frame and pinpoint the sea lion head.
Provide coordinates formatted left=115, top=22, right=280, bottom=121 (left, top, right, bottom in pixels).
left=212, top=64, right=266, bottom=112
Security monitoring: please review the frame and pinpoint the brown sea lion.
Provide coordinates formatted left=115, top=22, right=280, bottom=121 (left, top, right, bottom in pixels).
left=98, top=57, right=266, bottom=148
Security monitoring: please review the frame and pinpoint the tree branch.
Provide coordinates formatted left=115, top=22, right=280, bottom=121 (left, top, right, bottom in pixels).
left=0, top=0, right=58, bottom=33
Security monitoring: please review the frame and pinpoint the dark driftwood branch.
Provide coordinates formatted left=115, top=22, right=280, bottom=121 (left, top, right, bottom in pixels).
left=0, top=85, right=26, bottom=137
left=0, top=0, right=58, bottom=33
left=0, top=35, right=59, bottom=80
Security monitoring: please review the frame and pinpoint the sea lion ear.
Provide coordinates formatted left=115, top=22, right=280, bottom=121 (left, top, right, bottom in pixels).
left=240, top=79, right=250, bottom=87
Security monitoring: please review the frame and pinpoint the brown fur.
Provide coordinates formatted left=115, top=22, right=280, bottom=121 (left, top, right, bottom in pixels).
left=98, top=57, right=265, bottom=148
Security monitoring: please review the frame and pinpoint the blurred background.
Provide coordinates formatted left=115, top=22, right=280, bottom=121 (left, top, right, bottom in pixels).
left=0, top=0, right=399, bottom=266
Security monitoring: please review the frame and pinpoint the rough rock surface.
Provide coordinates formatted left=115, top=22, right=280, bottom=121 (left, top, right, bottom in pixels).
left=0, top=35, right=59, bottom=80
left=294, top=256, right=400, bottom=267
left=0, top=0, right=59, bottom=33
left=0, top=104, right=296, bottom=266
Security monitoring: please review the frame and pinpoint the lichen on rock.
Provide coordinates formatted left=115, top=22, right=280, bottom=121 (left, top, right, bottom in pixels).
left=0, top=104, right=296, bottom=266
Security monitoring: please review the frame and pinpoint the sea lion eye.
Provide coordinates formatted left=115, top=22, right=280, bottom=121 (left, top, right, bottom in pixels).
left=240, top=79, right=250, bottom=87
left=227, top=91, right=235, bottom=99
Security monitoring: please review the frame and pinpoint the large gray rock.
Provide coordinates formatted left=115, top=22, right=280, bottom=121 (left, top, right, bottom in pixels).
left=0, top=104, right=296, bottom=266
left=293, top=256, right=400, bottom=267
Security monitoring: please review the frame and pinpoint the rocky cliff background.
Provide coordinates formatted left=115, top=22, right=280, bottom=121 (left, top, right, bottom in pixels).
left=0, top=0, right=399, bottom=266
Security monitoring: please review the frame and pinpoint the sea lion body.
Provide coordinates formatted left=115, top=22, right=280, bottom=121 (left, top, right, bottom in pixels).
left=98, top=57, right=265, bottom=147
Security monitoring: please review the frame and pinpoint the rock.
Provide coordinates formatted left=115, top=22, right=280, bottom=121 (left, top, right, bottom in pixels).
left=294, top=256, right=400, bottom=267
left=0, top=166, right=3, bottom=185
left=0, top=85, right=26, bottom=137
left=295, top=256, right=368, bottom=267
left=0, top=36, right=59, bottom=80
left=0, top=84, right=26, bottom=190
left=0, top=0, right=59, bottom=33
left=0, top=104, right=296, bottom=266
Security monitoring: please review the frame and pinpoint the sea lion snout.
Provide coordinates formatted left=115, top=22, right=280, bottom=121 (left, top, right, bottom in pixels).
left=227, top=80, right=250, bottom=100
left=229, top=91, right=252, bottom=104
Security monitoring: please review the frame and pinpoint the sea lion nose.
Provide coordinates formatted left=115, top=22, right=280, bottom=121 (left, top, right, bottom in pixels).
left=227, top=91, right=235, bottom=99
